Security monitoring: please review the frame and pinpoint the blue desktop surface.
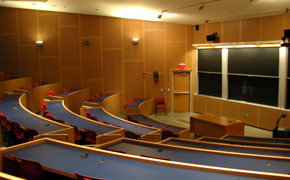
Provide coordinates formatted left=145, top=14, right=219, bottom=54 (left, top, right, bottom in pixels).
left=87, top=108, right=155, bottom=135
left=104, top=140, right=290, bottom=174
left=46, top=101, right=117, bottom=134
left=0, top=94, right=65, bottom=134
left=127, top=99, right=147, bottom=108
left=128, top=114, right=185, bottom=134
left=164, top=138, right=290, bottom=157
left=92, top=94, right=114, bottom=102
left=4, top=141, right=270, bottom=180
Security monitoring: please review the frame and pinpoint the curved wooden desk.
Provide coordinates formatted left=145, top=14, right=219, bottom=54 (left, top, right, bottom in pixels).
left=45, top=100, right=125, bottom=144
left=49, top=88, right=90, bottom=114
left=97, top=138, right=290, bottom=175
left=81, top=107, right=161, bottom=142
left=128, top=114, right=190, bottom=139
left=13, top=82, right=61, bottom=113
left=1, top=138, right=289, bottom=180
left=161, top=137, right=290, bottom=157
left=83, top=93, right=121, bottom=116
left=125, top=98, right=154, bottom=116
left=0, top=93, right=74, bottom=144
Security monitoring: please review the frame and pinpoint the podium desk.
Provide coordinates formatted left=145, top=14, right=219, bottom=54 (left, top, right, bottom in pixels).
left=190, top=113, right=244, bottom=138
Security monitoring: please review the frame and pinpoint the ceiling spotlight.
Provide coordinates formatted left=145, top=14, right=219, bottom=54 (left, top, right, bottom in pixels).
left=199, top=4, right=204, bottom=11
left=158, top=10, right=168, bottom=19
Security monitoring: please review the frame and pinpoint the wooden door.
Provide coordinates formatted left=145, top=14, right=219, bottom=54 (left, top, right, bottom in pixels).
left=172, top=70, right=192, bottom=112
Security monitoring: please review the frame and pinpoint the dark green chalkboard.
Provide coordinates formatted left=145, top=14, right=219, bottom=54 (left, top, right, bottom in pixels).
left=228, top=48, right=279, bottom=76
left=198, top=49, right=222, bottom=72
left=228, top=75, right=278, bottom=106
left=198, top=73, right=222, bottom=97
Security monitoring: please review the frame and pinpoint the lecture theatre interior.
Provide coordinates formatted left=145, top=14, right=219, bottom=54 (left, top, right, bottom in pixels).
left=0, top=0, right=290, bottom=179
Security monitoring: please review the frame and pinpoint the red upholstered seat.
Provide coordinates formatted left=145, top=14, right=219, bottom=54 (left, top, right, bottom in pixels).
left=11, top=154, right=45, bottom=180
left=155, top=97, right=167, bottom=115
left=95, top=94, right=100, bottom=98
left=99, top=92, right=103, bottom=96
left=74, top=172, right=108, bottom=180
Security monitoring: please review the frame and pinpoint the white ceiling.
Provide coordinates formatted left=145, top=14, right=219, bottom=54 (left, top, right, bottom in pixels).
left=1, top=0, right=290, bottom=25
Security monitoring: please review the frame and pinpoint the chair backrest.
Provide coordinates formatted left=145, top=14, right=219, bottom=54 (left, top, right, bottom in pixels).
left=85, top=129, right=97, bottom=144
left=0, top=114, right=12, bottom=131
left=11, top=121, right=24, bottom=139
left=70, top=124, right=81, bottom=141
left=74, top=172, right=108, bottom=180
left=125, top=131, right=136, bottom=139
left=155, top=97, right=165, bottom=105
left=162, top=130, right=173, bottom=140
left=27, top=128, right=39, bottom=141
left=11, top=154, right=45, bottom=180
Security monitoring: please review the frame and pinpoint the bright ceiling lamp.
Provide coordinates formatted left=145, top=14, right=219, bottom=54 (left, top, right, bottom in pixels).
left=2, top=0, right=47, bottom=1
left=114, top=7, right=172, bottom=21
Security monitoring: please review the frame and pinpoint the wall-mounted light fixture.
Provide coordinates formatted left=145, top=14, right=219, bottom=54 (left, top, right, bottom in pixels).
left=36, top=40, right=43, bottom=47
left=132, top=38, right=139, bottom=44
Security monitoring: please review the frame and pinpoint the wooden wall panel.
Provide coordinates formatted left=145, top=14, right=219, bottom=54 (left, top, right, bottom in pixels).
left=239, top=104, right=259, bottom=126
left=206, top=22, right=222, bottom=43
left=280, top=111, right=290, bottom=128
left=19, top=46, right=39, bottom=83
left=102, top=17, right=122, bottom=48
left=259, top=107, right=281, bottom=130
left=144, top=21, right=164, bottom=30
left=166, top=43, right=186, bottom=78
left=0, top=35, right=19, bottom=76
left=193, top=24, right=206, bottom=44
left=61, top=69, right=81, bottom=89
left=40, top=57, right=60, bottom=84
left=261, top=15, right=284, bottom=41
left=186, top=26, right=193, bottom=69
left=206, top=98, right=222, bottom=115
left=103, top=50, right=123, bottom=91
left=241, top=17, right=261, bottom=42
left=222, top=20, right=240, bottom=43
left=83, top=80, right=102, bottom=97
left=38, top=14, right=59, bottom=56
left=80, top=15, right=101, bottom=37
left=144, top=31, right=164, bottom=72
left=145, top=72, right=165, bottom=98
left=221, top=100, right=239, bottom=119
left=0, top=7, right=17, bottom=34
left=124, top=61, right=144, bottom=100
left=285, top=14, right=290, bottom=29
left=123, top=19, right=143, bottom=60
left=194, top=95, right=206, bottom=114
left=60, top=27, right=80, bottom=67
left=166, top=23, right=185, bottom=42
left=59, top=13, right=79, bottom=26
left=81, top=38, right=102, bottom=79
left=18, top=9, right=38, bottom=45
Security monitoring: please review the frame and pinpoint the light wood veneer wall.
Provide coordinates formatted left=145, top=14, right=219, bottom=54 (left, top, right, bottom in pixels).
left=0, top=7, right=290, bottom=115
